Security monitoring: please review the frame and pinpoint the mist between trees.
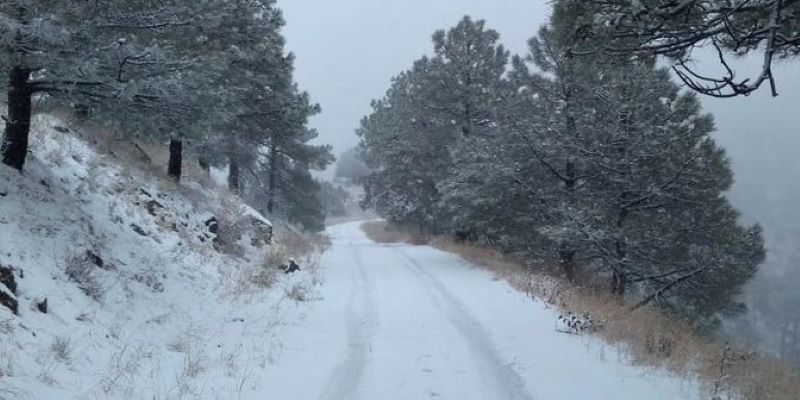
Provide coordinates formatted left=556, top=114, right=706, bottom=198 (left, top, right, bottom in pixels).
left=358, top=0, right=799, bottom=356
left=1, top=0, right=334, bottom=232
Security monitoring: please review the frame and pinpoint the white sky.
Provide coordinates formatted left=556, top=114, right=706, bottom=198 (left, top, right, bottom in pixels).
left=277, top=0, right=800, bottom=230
left=277, top=0, right=549, bottom=155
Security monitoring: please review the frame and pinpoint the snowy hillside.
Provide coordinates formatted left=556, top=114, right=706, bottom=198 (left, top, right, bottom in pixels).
left=0, top=116, right=323, bottom=399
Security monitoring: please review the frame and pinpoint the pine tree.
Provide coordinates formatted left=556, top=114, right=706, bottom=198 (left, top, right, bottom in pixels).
left=0, top=1, right=190, bottom=171
left=359, top=57, right=453, bottom=232
left=513, top=0, right=765, bottom=321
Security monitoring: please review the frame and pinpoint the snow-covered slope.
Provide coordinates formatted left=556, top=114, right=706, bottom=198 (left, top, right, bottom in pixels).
left=0, top=115, right=320, bottom=399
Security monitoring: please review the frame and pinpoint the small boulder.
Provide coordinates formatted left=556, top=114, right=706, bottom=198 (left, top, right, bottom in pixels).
left=0, top=265, right=18, bottom=314
left=85, top=250, right=105, bottom=270
left=0, top=290, right=18, bottom=315
left=204, top=217, right=219, bottom=235
left=283, top=259, right=301, bottom=274
left=246, top=215, right=272, bottom=247
left=35, top=296, right=47, bottom=314
left=0, top=265, right=16, bottom=295
left=130, top=224, right=148, bottom=236
left=145, top=199, right=164, bottom=216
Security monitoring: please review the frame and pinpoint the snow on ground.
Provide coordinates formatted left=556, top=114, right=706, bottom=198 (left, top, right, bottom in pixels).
left=259, top=222, right=702, bottom=399
left=0, top=115, right=321, bottom=399
left=1, top=114, right=703, bottom=399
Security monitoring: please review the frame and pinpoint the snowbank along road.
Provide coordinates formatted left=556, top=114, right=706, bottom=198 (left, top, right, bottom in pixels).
left=260, top=222, right=699, bottom=400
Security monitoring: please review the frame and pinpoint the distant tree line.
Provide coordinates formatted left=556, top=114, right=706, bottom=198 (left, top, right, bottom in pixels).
left=359, top=1, right=769, bottom=326
left=0, top=0, right=333, bottom=231
left=335, top=147, right=371, bottom=185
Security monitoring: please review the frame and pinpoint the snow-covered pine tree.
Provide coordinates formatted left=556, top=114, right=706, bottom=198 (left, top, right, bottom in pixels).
left=359, top=57, right=454, bottom=233
left=360, top=17, right=510, bottom=235
left=514, top=0, right=766, bottom=323
left=430, top=17, right=513, bottom=237
left=0, top=0, right=191, bottom=171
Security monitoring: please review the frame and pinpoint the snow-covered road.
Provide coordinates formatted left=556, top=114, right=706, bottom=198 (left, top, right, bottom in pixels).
left=260, top=222, right=698, bottom=400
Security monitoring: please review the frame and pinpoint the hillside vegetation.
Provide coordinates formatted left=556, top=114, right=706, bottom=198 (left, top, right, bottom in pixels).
left=0, top=115, right=326, bottom=399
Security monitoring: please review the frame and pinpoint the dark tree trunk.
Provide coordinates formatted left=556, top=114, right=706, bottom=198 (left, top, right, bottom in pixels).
left=612, top=207, right=629, bottom=295
left=558, top=242, right=576, bottom=282
left=611, top=271, right=627, bottom=295
left=228, top=155, right=240, bottom=193
left=198, top=155, right=211, bottom=176
left=168, top=135, right=183, bottom=182
left=267, top=144, right=279, bottom=213
left=1, top=67, right=32, bottom=171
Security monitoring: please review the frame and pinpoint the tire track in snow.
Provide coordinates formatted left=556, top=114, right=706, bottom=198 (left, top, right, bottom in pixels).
left=318, top=242, right=377, bottom=400
left=396, top=247, right=536, bottom=400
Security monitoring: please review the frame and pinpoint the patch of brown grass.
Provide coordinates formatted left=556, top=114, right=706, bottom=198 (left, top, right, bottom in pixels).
left=361, top=221, right=800, bottom=399
left=361, top=220, right=416, bottom=244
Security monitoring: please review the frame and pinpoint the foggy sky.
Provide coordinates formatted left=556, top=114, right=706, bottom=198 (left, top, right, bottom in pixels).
left=277, top=0, right=799, bottom=233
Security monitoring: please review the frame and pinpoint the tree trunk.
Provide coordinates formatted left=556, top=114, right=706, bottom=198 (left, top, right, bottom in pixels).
left=558, top=242, right=576, bottom=282
left=612, top=208, right=629, bottom=295
left=198, top=155, right=211, bottom=177
left=1, top=67, right=32, bottom=171
left=611, top=271, right=627, bottom=295
left=228, top=155, right=240, bottom=193
left=168, top=134, right=183, bottom=182
left=267, top=143, right=279, bottom=214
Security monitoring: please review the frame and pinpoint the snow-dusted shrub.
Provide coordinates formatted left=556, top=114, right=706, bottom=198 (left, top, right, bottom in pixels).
left=251, top=266, right=279, bottom=289
left=181, top=346, right=207, bottom=378
left=99, top=345, right=151, bottom=396
left=274, top=225, right=327, bottom=259
left=49, top=336, right=72, bottom=364
left=285, top=282, right=313, bottom=303
left=0, top=341, right=14, bottom=379
left=213, top=206, right=249, bottom=257
left=0, top=320, right=12, bottom=335
left=167, top=335, right=188, bottom=353
left=556, top=312, right=599, bottom=335
left=131, top=270, right=164, bottom=293
left=264, top=246, right=289, bottom=271
left=64, top=254, right=104, bottom=301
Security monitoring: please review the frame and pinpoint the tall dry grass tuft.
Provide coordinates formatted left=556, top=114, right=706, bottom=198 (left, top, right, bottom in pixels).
left=361, top=221, right=800, bottom=399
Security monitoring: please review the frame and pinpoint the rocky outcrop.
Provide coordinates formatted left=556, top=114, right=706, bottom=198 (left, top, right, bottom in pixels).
left=0, top=264, right=18, bottom=315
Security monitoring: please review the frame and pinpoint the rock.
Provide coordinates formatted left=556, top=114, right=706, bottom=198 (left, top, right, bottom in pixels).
left=35, top=296, right=47, bottom=314
left=0, top=265, right=16, bottom=295
left=283, top=259, right=301, bottom=274
left=0, top=289, right=17, bottom=315
left=145, top=199, right=164, bottom=216
left=85, top=250, right=104, bottom=270
left=246, top=215, right=272, bottom=247
left=204, top=217, right=219, bottom=235
left=130, top=224, right=148, bottom=236
left=0, top=265, right=19, bottom=314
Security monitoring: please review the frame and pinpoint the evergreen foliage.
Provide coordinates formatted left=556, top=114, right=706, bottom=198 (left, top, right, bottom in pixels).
left=359, top=11, right=765, bottom=323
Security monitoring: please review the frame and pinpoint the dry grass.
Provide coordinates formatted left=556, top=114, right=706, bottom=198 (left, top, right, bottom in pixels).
left=362, top=221, right=800, bottom=400
left=43, top=109, right=221, bottom=191
left=360, top=221, right=420, bottom=244
left=273, top=224, right=331, bottom=260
